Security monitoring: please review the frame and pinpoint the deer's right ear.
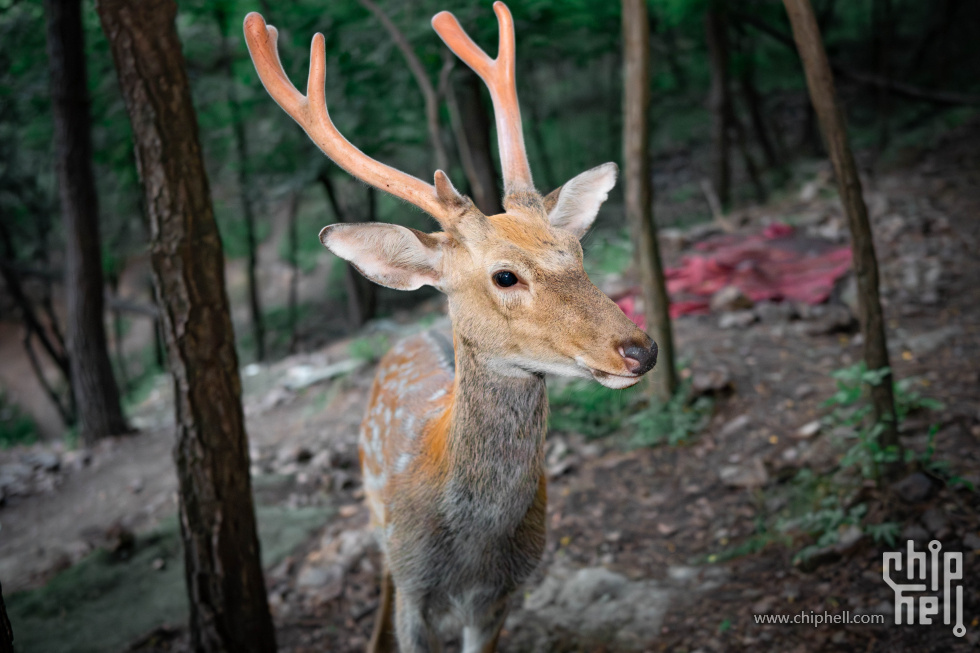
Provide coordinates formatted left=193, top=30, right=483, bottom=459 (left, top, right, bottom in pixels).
left=319, top=223, right=445, bottom=291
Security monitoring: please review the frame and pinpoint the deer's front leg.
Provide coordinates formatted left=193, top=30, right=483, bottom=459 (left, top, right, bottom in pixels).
left=395, top=591, right=442, bottom=653
left=367, top=567, right=396, bottom=653
left=461, top=599, right=509, bottom=653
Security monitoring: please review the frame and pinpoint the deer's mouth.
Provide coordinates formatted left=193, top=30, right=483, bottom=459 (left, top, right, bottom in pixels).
left=589, top=368, right=643, bottom=390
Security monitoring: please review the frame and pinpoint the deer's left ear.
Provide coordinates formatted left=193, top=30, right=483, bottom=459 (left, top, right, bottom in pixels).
left=544, top=162, right=618, bottom=239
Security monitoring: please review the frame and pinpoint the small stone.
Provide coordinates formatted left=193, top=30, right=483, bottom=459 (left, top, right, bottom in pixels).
left=795, top=420, right=821, bottom=439
left=755, top=301, right=797, bottom=323
left=22, top=451, right=60, bottom=472
left=690, top=367, right=733, bottom=397
left=719, top=310, right=757, bottom=330
left=667, top=566, right=699, bottom=583
left=656, top=522, right=678, bottom=536
left=901, top=524, right=931, bottom=545
left=793, top=384, right=815, bottom=399
left=719, top=415, right=751, bottom=439
left=718, top=458, right=769, bottom=489
left=710, top=286, right=754, bottom=313
left=962, top=533, right=980, bottom=550
left=891, top=472, right=936, bottom=503
left=921, top=507, right=949, bottom=538
left=834, top=525, right=866, bottom=554
left=152, top=557, right=166, bottom=571
left=310, top=449, right=334, bottom=471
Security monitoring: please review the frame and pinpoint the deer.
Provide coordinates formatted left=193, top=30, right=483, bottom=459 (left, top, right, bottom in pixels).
left=244, top=3, right=658, bottom=651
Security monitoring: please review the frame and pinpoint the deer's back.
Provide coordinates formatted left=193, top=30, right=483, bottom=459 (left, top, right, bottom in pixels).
left=359, top=329, right=456, bottom=532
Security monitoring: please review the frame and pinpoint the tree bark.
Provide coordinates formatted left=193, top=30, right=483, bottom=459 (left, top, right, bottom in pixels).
left=216, top=7, right=265, bottom=363
left=0, top=580, right=12, bottom=653
left=97, top=1, right=277, bottom=651
left=45, top=0, right=129, bottom=443
left=285, top=190, right=302, bottom=354
left=704, top=3, right=732, bottom=206
left=359, top=0, right=450, bottom=173
left=319, top=171, right=377, bottom=327
left=736, top=32, right=781, bottom=169
left=783, top=0, right=901, bottom=475
left=622, top=0, right=677, bottom=401
left=446, top=66, right=503, bottom=215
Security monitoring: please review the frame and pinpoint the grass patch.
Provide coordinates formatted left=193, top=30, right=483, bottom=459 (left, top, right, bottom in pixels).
left=6, top=505, right=332, bottom=653
left=548, top=376, right=713, bottom=446
left=0, top=391, right=37, bottom=448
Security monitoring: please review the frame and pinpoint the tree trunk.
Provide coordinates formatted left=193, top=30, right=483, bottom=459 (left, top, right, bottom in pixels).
left=45, top=0, right=129, bottom=443
left=319, top=172, right=377, bottom=327
left=97, top=2, right=277, bottom=651
left=216, top=7, right=265, bottom=363
left=285, top=190, right=302, bottom=354
left=0, top=580, right=12, bottom=653
left=446, top=67, right=503, bottom=215
left=358, top=0, right=449, bottom=173
left=872, top=0, right=892, bottom=153
left=704, top=3, right=732, bottom=206
left=0, top=220, right=75, bottom=425
left=736, top=33, right=781, bottom=169
left=622, top=0, right=678, bottom=401
left=783, top=0, right=901, bottom=476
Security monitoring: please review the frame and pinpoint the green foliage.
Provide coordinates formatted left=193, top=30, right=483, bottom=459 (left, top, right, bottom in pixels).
left=773, top=363, right=948, bottom=565
left=548, top=375, right=713, bottom=445
left=629, top=381, right=714, bottom=447
left=348, top=332, right=392, bottom=365
left=549, top=380, right=637, bottom=439
left=0, top=391, right=38, bottom=448
left=821, top=363, right=945, bottom=482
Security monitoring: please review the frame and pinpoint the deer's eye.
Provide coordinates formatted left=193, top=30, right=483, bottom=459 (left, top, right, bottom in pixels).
left=492, top=270, right=520, bottom=288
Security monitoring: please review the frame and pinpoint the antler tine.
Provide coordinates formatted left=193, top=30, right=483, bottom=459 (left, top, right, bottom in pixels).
left=243, top=12, right=450, bottom=224
left=432, top=2, right=534, bottom=195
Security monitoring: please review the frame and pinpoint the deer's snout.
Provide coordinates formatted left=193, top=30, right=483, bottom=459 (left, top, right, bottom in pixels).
left=619, top=338, right=658, bottom=375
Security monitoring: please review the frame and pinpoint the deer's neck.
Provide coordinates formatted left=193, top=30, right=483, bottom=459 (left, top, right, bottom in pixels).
left=443, top=333, right=547, bottom=520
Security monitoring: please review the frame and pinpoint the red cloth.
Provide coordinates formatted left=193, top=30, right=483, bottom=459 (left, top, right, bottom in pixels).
left=616, top=223, right=852, bottom=327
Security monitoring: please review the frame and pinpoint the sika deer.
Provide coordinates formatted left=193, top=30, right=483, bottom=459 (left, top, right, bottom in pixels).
left=244, top=4, right=658, bottom=651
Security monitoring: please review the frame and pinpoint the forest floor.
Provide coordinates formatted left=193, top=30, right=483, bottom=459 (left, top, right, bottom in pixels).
left=1, top=121, right=979, bottom=653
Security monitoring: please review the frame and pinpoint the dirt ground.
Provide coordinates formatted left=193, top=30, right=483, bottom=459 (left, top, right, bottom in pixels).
left=2, top=122, right=979, bottom=652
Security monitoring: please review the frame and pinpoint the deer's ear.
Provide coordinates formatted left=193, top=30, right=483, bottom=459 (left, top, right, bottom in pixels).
left=545, top=163, right=618, bottom=239
left=319, top=223, right=445, bottom=291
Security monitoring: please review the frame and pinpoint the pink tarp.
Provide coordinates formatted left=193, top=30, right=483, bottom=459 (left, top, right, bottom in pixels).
left=616, top=223, right=852, bottom=327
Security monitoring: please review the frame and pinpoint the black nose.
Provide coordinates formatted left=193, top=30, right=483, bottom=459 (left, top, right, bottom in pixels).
left=622, top=341, right=658, bottom=375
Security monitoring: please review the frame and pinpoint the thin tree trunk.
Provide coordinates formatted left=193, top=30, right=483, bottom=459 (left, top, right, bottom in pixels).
left=319, top=171, right=377, bottom=327
left=216, top=7, right=265, bottom=363
left=872, top=0, right=892, bottom=153
left=446, top=66, right=503, bottom=215
left=0, top=581, right=12, bottom=653
left=783, top=0, right=901, bottom=476
left=0, top=218, right=75, bottom=425
left=737, top=34, right=780, bottom=169
left=526, top=91, right=557, bottom=192
left=704, top=4, right=732, bottom=206
left=623, top=0, right=677, bottom=401
left=45, top=0, right=129, bottom=443
left=285, top=190, right=302, bottom=354
left=729, top=108, right=767, bottom=203
left=358, top=0, right=449, bottom=173
left=107, top=273, right=131, bottom=397
left=736, top=11, right=980, bottom=107
left=98, top=2, right=277, bottom=651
